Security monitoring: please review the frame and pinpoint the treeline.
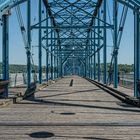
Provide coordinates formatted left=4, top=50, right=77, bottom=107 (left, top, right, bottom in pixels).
left=0, top=63, right=55, bottom=74
left=100, top=64, right=134, bottom=74
left=0, top=63, right=134, bottom=74
left=118, top=64, right=134, bottom=73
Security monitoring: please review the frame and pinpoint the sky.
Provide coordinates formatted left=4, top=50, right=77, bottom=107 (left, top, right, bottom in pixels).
left=0, top=0, right=134, bottom=65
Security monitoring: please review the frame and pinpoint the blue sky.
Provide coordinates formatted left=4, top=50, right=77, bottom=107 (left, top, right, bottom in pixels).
left=0, top=1, right=134, bottom=65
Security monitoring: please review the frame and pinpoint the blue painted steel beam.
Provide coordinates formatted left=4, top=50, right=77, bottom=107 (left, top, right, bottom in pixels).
left=2, top=14, right=9, bottom=98
left=31, top=25, right=114, bottom=29
left=90, top=31, right=93, bottom=79
left=60, top=55, right=63, bottom=77
left=46, top=49, right=48, bottom=81
left=27, top=0, right=31, bottom=88
left=113, top=0, right=118, bottom=88
left=97, top=11, right=101, bottom=82
left=51, top=29, right=53, bottom=80
left=39, top=0, right=42, bottom=84
left=56, top=38, right=59, bottom=78
left=0, top=0, right=27, bottom=16
left=46, top=9, right=49, bottom=81
left=103, top=0, right=107, bottom=84
left=54, top=32, right=56, bottom=79
left=134, top=10, right=140, bottom=98
left=94, top=29, right=96, bottom=80
left=117, top=0, right=140, bottom=13
left=42, top=37, right=103, bottom=40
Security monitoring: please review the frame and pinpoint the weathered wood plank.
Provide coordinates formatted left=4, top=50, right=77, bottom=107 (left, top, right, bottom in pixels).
left=0, top=76, right=140, bottom=140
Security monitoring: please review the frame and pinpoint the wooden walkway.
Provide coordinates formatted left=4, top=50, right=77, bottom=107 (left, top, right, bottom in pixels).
left=0, top=76, right=140, bottom=140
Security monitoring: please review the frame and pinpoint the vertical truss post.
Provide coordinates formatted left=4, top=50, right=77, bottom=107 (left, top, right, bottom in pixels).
left=52, top=32, right=54, bottom=79
left=58, top=43, right=62, bottom=77
left=88, top=45, right=90, bottom=77
left=51, top=30, right=55, bottom=80
left=85, top=54, right=87, bottom=77
left=39, top=0, right=42, bottom=84
left=134, top=10, right=140, bottom=98
left=46, top=49, right=48, bottom=81
left=113, top=0, right=118, bottom=88
left=27, top=0, right=31, bottom=88
left=2, top=14, right=9, bottom=98
left=103, top=0, right=107, bottom=84
left=73, top=57, right=74, bottom=75
left=87, top=34, right=90, bottom=78
left=91, top=31, right=93, bottom=79
left=57, top=38, right=59, bottom=78
left=46, top=9, right=49, bottom=81
left=60, top=49, right=63, bottom=77
left=48, top=50, right=50, bottom=80
left=88, top=33, right=91, bottom=78
left=94, top=29, right=96, bottom=80
left=51, top=29, right=53, bottom=80
left=88, top=36, right=90, bottom=78
left=85, top=47, right=88, bottom=77
left=98, top=11, right=101, bottom=82
left=86, top=49, right=88, bottom=77
left=54, top=32, right=56, bottom=79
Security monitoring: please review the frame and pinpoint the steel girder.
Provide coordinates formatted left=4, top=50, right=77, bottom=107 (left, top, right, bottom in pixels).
left=42, top=0, right=103, bottom=76
left=2, top=14, right=9, bottom=97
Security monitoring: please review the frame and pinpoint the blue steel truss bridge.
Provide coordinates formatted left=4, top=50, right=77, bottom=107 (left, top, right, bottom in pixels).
left=0, top=0, right=140, bottom=98
left=0, top=0, right=140, bottom=139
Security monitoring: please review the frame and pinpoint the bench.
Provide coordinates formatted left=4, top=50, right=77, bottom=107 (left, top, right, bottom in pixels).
left=0, top=80, right=9, bottom=98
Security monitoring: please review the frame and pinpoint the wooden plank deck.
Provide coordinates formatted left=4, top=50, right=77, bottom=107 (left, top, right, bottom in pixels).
left=0, top=76, right=140, bottom=140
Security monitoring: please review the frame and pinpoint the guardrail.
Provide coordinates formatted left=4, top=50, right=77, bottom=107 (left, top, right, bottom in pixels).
left=86, top=78, right=140, bottom=107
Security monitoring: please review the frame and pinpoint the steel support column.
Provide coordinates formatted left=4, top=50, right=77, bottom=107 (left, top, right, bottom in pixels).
left=85, top=47, right=88, bottom=77
left=60, top=54, right=63, bottom=77
left=98, top=11, right=101, bottom=82
left=46, top=49, right=48, bottom=81
left=134, top=10, right=140, bottom=98
left=88, top=36, right=90, bottom=78
left=94, top=30, right=96, bottom=80
left=54, top=32, right=56, bottom=79
left=85, top=56, right=87, bottom=77
left=2, top=14, right=9, bottom=98
left=113, top=0, right=118, bottom=88
left=58, top=43, right=62, bottom=77
left=56, top=35, right=59, bottom=78
left=27, top=0, right=31, bottom=88
left=91, top=31, right=93, bottom=79
left=38, top=0, right=42, bottom=84
left=103, top=0, right=107, bottom=84
left=51, top=29, right=53, bottom=80
left=46, top=9, right=49, bottom=81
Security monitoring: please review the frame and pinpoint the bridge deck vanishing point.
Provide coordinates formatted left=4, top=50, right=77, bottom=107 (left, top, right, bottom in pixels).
left=0, top=76, right=140, bottom=140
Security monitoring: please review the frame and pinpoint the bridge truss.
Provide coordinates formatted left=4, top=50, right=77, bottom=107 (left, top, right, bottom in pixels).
left=0, top=0, right=140, bottom=99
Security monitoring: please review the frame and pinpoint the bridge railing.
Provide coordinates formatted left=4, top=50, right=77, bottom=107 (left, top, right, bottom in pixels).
left=120, top=74, right=134, bottom=89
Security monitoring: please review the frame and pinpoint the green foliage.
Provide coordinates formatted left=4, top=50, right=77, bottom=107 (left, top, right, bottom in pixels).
left=0, top=62, right=134, bottom=74
left=118, top=64, right=134, bottom=73
left=0, top=62, right=56, bottom=74
left=99, top=63, right=134, bottom=74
